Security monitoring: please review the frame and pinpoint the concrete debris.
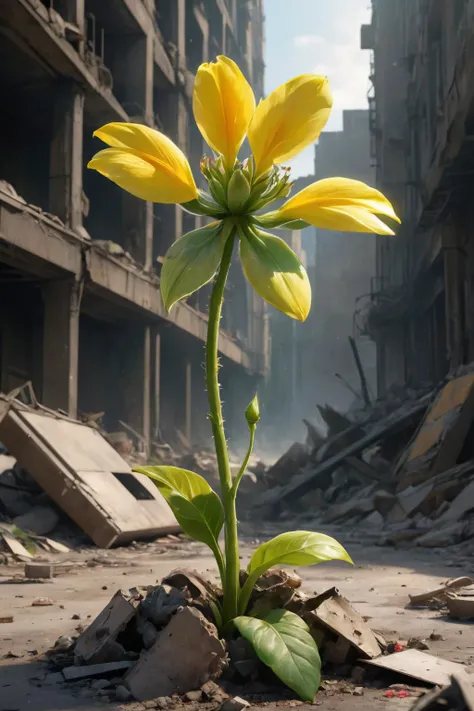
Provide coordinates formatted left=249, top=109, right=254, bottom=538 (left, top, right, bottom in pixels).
left=446, top=595, right=474, bottom=620
left=408, top=675, right=474, bottom=711
left=220, top=697, right=250, bottom=711
left=252, top=369, right=474, bottom=553
left=74, top=589, right=142, bottom=665
left=0, top=398, right=179, bottom=548
left=409, top=578, right=474, bottom=608
left=364, top=649, right=473, bottom=687
left=125, top=606, right=226, bottom=701
left=24, top=563, right=54, bottom=579
left=304, top=587, right=381, bottom=660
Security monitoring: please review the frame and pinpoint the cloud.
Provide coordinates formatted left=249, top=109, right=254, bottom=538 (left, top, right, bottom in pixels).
left=294, top=34, right=325, bottom=48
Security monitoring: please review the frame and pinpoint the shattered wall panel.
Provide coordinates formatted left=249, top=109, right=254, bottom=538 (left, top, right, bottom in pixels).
left=397, top=374, right=474, bottom=486
left=0, top=404, right=179, bottom=547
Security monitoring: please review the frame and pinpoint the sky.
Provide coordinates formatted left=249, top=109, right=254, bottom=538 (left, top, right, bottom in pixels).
left=264, top=0, right=372, bottom=177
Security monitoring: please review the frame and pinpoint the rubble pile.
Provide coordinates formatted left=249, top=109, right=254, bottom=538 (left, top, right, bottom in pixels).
left=252, top=370, right=474, bottom=552
left=43, top=566, right=474, bottom=705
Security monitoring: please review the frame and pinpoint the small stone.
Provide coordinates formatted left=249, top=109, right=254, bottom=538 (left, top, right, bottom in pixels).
left=91, top=679, right=110, bottom=690
left=144, top=702, right=158, bottom=709
left=32, top=597, right=53, bottom=607
left=72, top=614, right=81, bottom=620
left=155, top=697, right=171, bottom=709
left=54, top=635, right=74, bottom=652
left=185, top=690, right=203, bottom=702
left=115, top=685, right=132, bottom=702
left=353, top=687, right=364, bottom=696
left=221, top=697, right=250, bottom=711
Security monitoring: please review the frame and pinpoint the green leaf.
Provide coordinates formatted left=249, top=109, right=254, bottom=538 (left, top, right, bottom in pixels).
left=134, top=466, right=224, bottom=549
left=238, top=226, right=311, bottom=322
left=234, top=610, right=321, bottom=701
left=248, top=530, right=353, bottom=578
left=238, top=531, right=352, bottom=615
left=160, top=222, right=226, bottom=311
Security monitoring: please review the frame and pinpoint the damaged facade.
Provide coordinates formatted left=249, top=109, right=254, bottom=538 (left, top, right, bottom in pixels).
left=361, top=0, right=474, bottom=395
left=0, top=0, right=267, bottom=452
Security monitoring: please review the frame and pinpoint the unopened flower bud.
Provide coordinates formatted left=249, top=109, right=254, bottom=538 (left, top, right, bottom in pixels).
left=227, top=169, right=251, bottom=213
left=245, top=394, right=260, bottom=427
left=208, top=177, right=227, bottom=208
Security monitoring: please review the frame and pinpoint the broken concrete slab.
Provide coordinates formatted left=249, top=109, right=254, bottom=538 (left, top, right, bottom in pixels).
left=75, top=589, right=142, bottom=664
left=125, top=606, right=226, bottom=701
left=24, top=563, right=53, bottom=579
left=0, top=401, right=180, bottom=547
left=363, top=649, right=474, bottom=687
left=439, top=479, right=474, bottom=523
left=1, top=531, right=33, bottom=558
left=409, top=577, right=474, bottom=608
left=305, top=587, right=381, bottom=659
left=416, top=522, right=467, bottom=548
left=408, top=674, right=474, bottom=711
left=447, top=595, right=474, bottom=620
left=397, top=374, right=474, bottom=487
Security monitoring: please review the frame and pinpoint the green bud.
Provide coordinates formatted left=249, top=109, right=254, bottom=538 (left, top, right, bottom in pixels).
left=245, top=394, right=260, bottom=427
left=208, top=177, right=228, bottom=208
left=227, top=169, right=251, bottom=213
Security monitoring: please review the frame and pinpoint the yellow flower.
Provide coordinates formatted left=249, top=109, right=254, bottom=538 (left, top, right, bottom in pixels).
left=87, top=56, right=400, bottom=325
left=248, top=75, right=332, bottom=176
left=276, top=178, right=400, bottom=235
left=88, top=122, right=198, bottom=204
left=193, top=56, right=256, bottom=168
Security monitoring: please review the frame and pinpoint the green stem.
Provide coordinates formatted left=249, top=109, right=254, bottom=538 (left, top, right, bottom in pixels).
left=206, top=226, right=240, bottom=624
left=232, top=426, right=256, bottom=498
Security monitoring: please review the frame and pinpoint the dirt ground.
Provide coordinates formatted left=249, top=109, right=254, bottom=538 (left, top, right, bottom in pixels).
left=0, top=525, right=473, bottom=711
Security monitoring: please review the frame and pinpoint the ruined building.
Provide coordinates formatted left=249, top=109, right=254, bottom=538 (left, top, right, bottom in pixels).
left=0, top=0, right=267, bottom=451
left=361, top=0, right=474, bottom=394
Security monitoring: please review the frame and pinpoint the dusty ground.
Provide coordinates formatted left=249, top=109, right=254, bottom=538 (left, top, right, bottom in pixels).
left=0, top=525, right=473, bottom=711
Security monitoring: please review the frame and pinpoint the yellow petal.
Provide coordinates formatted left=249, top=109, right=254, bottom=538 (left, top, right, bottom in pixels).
left=239, top=227, right=311, bottom=322
left=193, top=56, right=256, bottom=167
left=88, top=148, right=196, bottom=204
left=248, top=75, right=332, bottom=175
left=90, top=122, right=197, bottom=203
left=278, top=177, right=400, bottom=234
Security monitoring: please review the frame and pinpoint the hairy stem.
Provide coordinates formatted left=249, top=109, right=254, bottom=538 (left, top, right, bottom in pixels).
left=232, top=426, right=256, bottom=497
left=206, top=227, right=240, bottom=624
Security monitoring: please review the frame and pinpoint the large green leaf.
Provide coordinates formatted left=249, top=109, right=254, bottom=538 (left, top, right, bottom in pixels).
left=239, top=226, right=311, bottom=322
left=134, top=466, right=224, bottom=549
left=239, top=531, right=352, bottom=614
left=160, top=222, right=226, bottom=311
left=234, top=610, right=321, bottom=701
left=248, top=531, right=353, bottom=577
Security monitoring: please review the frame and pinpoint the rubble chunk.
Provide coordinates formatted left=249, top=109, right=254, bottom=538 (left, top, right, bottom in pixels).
left=74, top=589, right=141, bottom=665
left=125, top=606, right=226, bottom=701
left=25, top=562, right=53, bottom=579
left=221, top=697, right=250, bottom=711
left=305, top=587, right=381, bottom=659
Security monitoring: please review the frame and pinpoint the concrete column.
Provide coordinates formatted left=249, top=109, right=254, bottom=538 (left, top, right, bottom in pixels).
left=42, top=280, right=81, bottom=417
left=152, top=330, right=161, bottom=440
left=49, top=82, right=84, bottom=229
left=118, top=324, right=152, bottom=455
